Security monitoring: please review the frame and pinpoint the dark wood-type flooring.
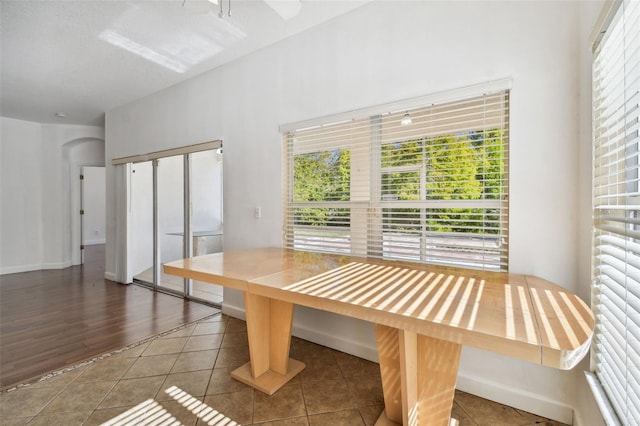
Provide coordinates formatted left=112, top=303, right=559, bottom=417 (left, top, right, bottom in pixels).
left=0, top=245, right=219, bottom=389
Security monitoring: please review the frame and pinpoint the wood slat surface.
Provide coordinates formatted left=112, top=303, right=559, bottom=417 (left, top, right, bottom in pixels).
left=164, top=248, right=594, bottom=369
left=0, top=245, right=219, bottom=389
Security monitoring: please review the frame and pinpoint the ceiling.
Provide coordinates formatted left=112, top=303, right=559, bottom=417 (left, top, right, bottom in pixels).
left=0, top=0, right=369, bottom=127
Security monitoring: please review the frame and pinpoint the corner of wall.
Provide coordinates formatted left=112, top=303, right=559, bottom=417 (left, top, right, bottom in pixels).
left=572, top=368, right=606, bottom=426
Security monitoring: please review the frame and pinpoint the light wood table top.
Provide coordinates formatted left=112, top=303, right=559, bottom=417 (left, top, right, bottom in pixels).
left=164, top=247, right=593, bottom=370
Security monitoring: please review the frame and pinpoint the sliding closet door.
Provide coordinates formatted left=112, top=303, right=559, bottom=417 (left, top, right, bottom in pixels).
left=157, top=155, right=185, bottom=295
left=131, top=161, right=154, bottom=287
left=190, top=150, right=224, bottom=304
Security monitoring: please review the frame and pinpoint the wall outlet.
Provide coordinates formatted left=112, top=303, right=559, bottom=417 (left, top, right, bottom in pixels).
left=254, top=207, right=262, bottom=219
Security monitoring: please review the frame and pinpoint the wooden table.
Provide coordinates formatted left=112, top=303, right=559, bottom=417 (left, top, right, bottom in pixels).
left=164, top=248, right=594, bottom=426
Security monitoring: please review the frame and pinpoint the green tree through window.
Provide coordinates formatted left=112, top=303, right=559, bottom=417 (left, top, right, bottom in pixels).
left=293, top=149, right=350, bottom=227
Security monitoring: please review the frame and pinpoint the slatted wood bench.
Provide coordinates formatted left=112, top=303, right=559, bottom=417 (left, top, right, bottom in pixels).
left=164, top=248, right=594, bottom=426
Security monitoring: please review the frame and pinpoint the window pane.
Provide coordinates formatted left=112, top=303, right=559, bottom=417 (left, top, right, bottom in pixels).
left=381, top=140, right=422, bottom=167
left=291, top=207, right=351, bottom=254
left=382, top=171, right=421, bottom=200
left=294, top=150, right=350, bottom=202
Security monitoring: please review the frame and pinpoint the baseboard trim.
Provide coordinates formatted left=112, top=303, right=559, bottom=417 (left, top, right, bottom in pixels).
left=221, top=303, right=244, bottom=318
left=84, top=239, right=106, bottom=246
left=104, top=271, right=117, bottom=282
left=222, top=303, right=379, bottom=362
left=293, top=320, right=379, bottom=362
left=455, top=372, right=574, bottom=424
left=1, top=264, right=43, bottom=275
left=41, top=261, right=72, bottom=270
left=221, top=303, right=574, bottom=424
left=1, top=261, right=71, bottom=275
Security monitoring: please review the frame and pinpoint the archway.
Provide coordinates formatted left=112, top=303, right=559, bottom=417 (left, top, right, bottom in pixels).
left=62, top=137, right=105, bottom=265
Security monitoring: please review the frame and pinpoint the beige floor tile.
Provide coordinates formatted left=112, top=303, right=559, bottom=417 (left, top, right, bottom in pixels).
left=156, top=370, right=212, bottom=401
left=308, top=408, right=364, bottom=425
left=214, top=346, right=250, bottom=369
left=451, top=400, right=478, bottom=426
left=358, top=405, right=384, bottom=426
left=123, top=354, right=179, bottom=379
left=74, top=357, right=136, bottom=383
left=183, top=334, right=224, bottom=352
left=98, top=376, right=165, bottom=409
left=158, top=399, right=200, bottom=426
left=253, top=383, right=306, bottom=423
left=82, top=405, right=134, bottom=426
left=99, top=398, right=180, bottom=425
left=334, top=351, right=380, bottom=378
left=161, top=324, right=197, bottom=339
left=455, top=391, right=533, bottom=426
left=172, top=350, right=218, bottom=374
left=0, top=386, right=63, bottom=418
left=221, top=331, right=248, bottom=348
left=199, top=314, right=229, bottom=324
left=192, top=321, right=227, bottom=335
left=142, top=337, right=189, bottom=356
left=38, top=381, right=116, bottom=415
left=298, top=356, right=342, bottom=384
left=301, top=379, right=357, bottom=415
left=344, top=374, right=384, bottom=407
left=201, top=389, right=254, bottom=425
left=292, top=339, right=337, bottom=360
left=524, top=422, right=567, bottom=426
left=25, top=410, right=91, bottom=426
left=0, top=417, right=33, bottom=425
left=206, top=367, right=252, bottom=395
left=253, top=416, right=309, bottom=426
left=225, top=318, right=247, bottom=333
left=27, top=367, right=86, bottom=389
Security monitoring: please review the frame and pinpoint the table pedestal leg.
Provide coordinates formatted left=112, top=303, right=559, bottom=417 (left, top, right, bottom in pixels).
left=230, top=292, right=305, bottom=395
left=375, top=325, right=461, bottom=426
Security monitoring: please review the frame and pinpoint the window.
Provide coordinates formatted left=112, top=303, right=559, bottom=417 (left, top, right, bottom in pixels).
left=283, top=83, right=510, bottom=271
left=592, top=0, right=640, bottom=424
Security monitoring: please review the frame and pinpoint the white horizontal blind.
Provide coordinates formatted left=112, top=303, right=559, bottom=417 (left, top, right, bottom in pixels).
left=592, top=0, right=640, bottom=424
left=283, top=89, right=510, bottom=271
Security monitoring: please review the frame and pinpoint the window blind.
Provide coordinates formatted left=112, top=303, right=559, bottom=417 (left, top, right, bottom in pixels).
left=283, top=88, right=510, bottom=271
left=592, top=0, right=640, bottom=424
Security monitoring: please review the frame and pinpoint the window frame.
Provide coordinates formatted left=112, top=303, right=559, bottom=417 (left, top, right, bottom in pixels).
left=282, top=79, right=511, bottom=271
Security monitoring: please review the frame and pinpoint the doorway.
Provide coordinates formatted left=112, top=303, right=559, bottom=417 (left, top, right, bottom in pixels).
left=80, top=166, right=106, bottom=264
left=129, top=145, right=224, bottom=306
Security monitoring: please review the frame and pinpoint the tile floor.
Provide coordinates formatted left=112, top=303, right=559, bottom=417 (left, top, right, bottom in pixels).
left=0, top=314, right=568, bottom=426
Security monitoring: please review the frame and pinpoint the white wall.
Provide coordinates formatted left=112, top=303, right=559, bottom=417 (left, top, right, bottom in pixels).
left=106, top=1, right=602, bottom=422
left=1, top=117, right=44, bottom=272
left=83, top=166, right=106, bottom=245
left=0, top=116, right=105, bottom=273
